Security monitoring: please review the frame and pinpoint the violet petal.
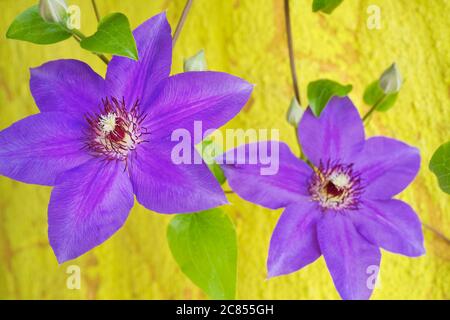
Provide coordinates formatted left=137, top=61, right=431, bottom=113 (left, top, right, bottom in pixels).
left=351, top=199, right=425, bottom=257
left=48, top=159, right=133, bottom=263
left=0, top=112, right=90, bottom=186
left=267, top=201, right=322, bottom=278
left=105, top=12, right=172, bottom=108
left=145, top=71, right=252, bottom=140
left=317, top=212, right=381, bottom=300
left=220, top=141, right=313, bottom=209
left=129, top=141, right=227, bottom=214
left=299, top=96, right=365, bottom=166
left=354, top=136, right=420, bottom=199
left=30, top=59, right=105, bottom=115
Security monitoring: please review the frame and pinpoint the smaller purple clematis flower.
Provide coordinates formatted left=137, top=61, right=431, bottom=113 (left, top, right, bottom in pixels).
left=0, top=12, right=252, bottom=263
left=219, top=97, right=424, bottom=300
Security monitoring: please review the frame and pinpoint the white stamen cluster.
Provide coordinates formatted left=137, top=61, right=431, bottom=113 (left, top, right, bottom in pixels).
left=309, top=162, right=362, bottom=211
left=99, top=113, right=117, bottom=134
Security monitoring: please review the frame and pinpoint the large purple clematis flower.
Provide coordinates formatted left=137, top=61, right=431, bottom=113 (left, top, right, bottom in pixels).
left=0, top=12, right=252, bottom=263
left=219, top=97, right=424, bottom=300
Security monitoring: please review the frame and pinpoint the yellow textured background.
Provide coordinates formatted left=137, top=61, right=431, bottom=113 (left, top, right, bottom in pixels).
left=0, top=0, right=449, bottom=299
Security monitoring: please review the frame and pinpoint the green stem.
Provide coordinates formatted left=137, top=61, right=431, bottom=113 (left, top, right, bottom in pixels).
left=294, top=126, right=304, bottom=159
left=293, top=126, right=315, bottom=169
left=70, top=28, right=86, bottom=40
left=173, top=0, right=194, bottom=47
left=284, top=0, right=308, bottom=163
left=284, top=0, right=302, bottom=106
left=423, top=223, right=450, bottom=246
left=70, top=28, right=110, bottom=65
left=91, top=0, right=101, bottom=23
left=362, top=94, right=386, bottom=122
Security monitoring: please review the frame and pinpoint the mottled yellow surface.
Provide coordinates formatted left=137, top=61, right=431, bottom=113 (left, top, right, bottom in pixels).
left=0, top=0, right=449, bottom=299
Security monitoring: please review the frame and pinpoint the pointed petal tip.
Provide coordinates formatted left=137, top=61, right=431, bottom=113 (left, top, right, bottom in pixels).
left=143, top=194, right=229, bottom=215
left=53, top=248, right=71, bottom=265
left=266, top=269, right=279, bottom=279
left=142, top=11, right=171, bottom=38
left=265, top=274, right=274, bottom=280
left=29, top=63, right=48, bottom=79
left=153, top=11, right=170, bottom=28
left=339, top=291, right=374, bottom=300
left=243, top=81, right=255, bottom=92
left=157, top=10, right=168, bottom=20
left=408, top=244, right=426, bottom=257
left=56, top=256, right=68, bottom=265
left=219, top=192, right=230, bottom=204
left=266, top=264, right=299, bottom=279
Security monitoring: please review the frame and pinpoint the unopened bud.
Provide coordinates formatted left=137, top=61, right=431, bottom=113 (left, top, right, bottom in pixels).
left=379, top=63, right=402, bottom=94
left=286, top=97, right=303, bottom=127
left=39, top=0, right=68, bottom=24
left=184, top=50, right=208, bottom=72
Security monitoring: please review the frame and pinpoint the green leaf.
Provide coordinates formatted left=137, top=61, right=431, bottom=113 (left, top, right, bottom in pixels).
left=198, top=139, right=226, bottom=185
left=307, top=79, right=352, bottom=117
left=80, top=13, right=138, bottom=60
left=184, top=50, right=208, bottom=72
left=375, top=93, right=398, bottom=112
left=363, top=80, right=383, bottom=105
left=363, top=80, right=398, bottom=112
left=429, top=141, right=450, bottom=195
left=312, top=0, right=344, bottom=14
left=6, top=5, right=71, bottom=45
left=167, top=209, right=237, bottom=300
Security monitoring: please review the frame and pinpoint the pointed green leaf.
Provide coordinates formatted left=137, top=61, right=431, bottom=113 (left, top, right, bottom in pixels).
left=6, top=5, right=71, bottom=45
left=312, top=0, right=344, bottom=14
left=307, top=79, right=352, bottom=117
left=80, top=13, right=138, bottom=60
left=429, top=141, right=450, bottom=194
left=363, top=80, right=384, bottom=105
left=167, top=209, right=237, bottom=300
left=375, top=93, right=398, bottom=112
left=363, top=80, right=398, bottom=112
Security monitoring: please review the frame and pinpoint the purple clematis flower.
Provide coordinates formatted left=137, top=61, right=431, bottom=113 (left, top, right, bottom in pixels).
left=219, top=97, right=424, bottom=300
left=0, top=12, right=252, bottom=263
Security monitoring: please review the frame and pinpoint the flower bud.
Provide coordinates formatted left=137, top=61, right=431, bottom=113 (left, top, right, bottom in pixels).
left=184, top=50, right=208, bottom=72
left=379, top=63, right=402, bottom=94
left=286, top=97, right=303, bottom=127
left=39, top=0, right=68, bottom=24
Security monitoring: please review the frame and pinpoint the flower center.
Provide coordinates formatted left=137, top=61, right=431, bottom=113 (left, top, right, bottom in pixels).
left=85, top=98, right=149, bottom=161
left=99, top=113, right=118, bottom=134
left=309, top=161, right=362, bottom=211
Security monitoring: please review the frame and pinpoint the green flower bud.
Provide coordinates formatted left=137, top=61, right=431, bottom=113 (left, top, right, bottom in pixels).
left=286, top=97, right=303, bottom=127
left=184, top=50, right=208, bottom=72
left=379, top=63, right=402, bottom=94
left=39, top=0, right=68, bottom=24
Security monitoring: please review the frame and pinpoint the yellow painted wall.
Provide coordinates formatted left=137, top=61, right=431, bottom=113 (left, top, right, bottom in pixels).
left=0, top=0, right=449, bottom=299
